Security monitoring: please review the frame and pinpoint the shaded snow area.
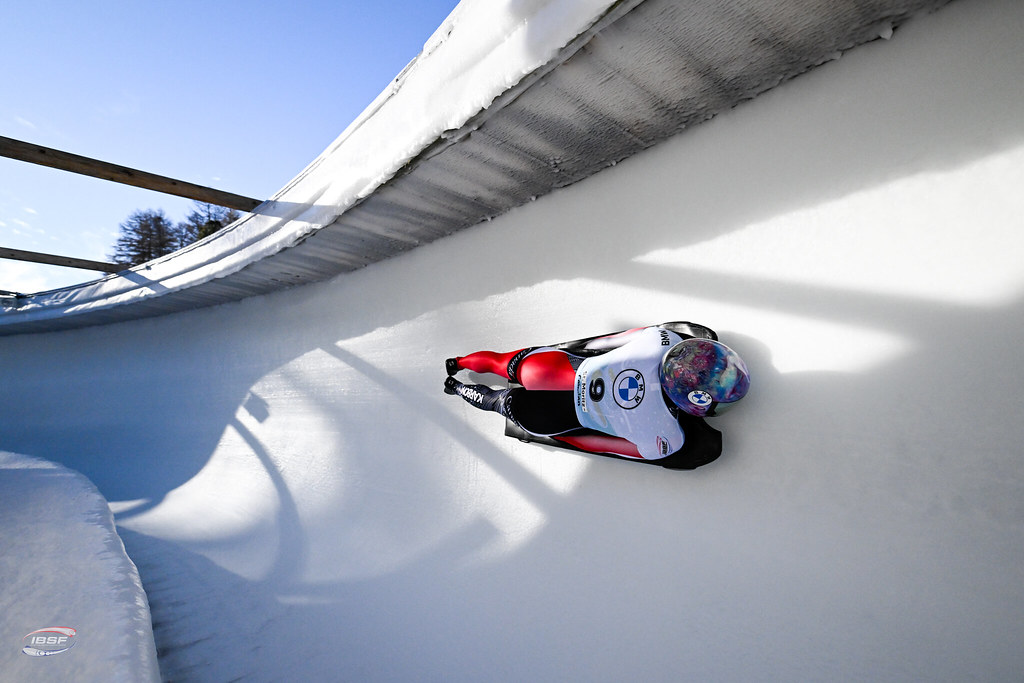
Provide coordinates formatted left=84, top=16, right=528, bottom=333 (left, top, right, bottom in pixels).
left=1, top=0, right=1023, bottom=680
left=0, top=452, right=159, bottom=682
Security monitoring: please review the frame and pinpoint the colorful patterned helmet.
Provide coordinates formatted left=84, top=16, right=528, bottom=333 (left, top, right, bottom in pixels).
left=660, top=339, right=750, bottom=417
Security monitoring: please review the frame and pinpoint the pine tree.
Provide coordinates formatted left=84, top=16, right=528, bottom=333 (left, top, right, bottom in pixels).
left=109, top=203, right=241, bottom=267
left=110, top=209, right=178, bottom=267
left=177, top=202, right=240, bottom=247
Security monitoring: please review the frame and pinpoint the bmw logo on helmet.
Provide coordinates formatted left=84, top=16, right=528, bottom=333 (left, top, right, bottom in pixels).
left=687, top=390, right=713, bottom=408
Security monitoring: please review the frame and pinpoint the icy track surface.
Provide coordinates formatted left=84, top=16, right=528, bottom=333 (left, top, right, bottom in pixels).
left=1, top=0, right=1023, bottom=680
left=0, top=452, right=159, bottom=682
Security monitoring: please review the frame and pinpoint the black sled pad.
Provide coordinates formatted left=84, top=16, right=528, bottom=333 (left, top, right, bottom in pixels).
left=503, top=417, right=722, bottom=470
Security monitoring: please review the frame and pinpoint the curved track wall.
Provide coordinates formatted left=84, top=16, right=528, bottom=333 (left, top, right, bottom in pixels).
left=0, top=1, right=1022, bottom=679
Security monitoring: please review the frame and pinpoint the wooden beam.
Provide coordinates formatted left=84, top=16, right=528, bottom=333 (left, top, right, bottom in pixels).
left=0, top=136, right=263, bottom=212
left=0, top=246, right=124, bottom=273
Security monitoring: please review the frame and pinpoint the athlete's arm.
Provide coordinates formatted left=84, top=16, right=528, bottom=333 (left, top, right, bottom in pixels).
left=658, top=321, right=717, bottom=341
left=554, top=433, right=643, bottom=459
left=578, top=326, right=647, bottom=352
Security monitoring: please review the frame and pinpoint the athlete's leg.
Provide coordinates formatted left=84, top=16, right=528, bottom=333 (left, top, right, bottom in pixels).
left=515, top=351, right=577, bottom=391
left=450, top=347, right=577, bottom=391
left=444, top=377, right=509, bottom=413
left=444, top=378, right=579, bottom=436
left=505, top=389, right=580, bottom=434
left=452, top=349, right=528, bottom=379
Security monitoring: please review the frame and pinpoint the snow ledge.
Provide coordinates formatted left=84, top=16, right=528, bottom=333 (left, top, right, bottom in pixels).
left=0, top=452, right=160, bottom=682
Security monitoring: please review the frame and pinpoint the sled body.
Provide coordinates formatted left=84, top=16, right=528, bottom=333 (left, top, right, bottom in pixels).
left=503, top=321, right=724, bottom=469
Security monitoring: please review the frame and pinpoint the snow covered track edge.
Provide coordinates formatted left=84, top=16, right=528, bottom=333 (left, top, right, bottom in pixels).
left=0, top=452, right=160, bottom=682
left=0, top=0, right=951, bottom=336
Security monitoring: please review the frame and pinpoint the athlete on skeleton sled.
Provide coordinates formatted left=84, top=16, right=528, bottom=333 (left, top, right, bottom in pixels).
left=444, top=322, right=750, bottom=470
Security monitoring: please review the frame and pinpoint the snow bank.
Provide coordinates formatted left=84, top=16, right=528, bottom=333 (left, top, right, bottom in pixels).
left=4, top=0, right=625, bottom=326
left=0, top=452, right=159, bottom=683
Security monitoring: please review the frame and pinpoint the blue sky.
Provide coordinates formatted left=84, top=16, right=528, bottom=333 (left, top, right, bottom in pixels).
left=0, top=0, right=459, bottom=293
